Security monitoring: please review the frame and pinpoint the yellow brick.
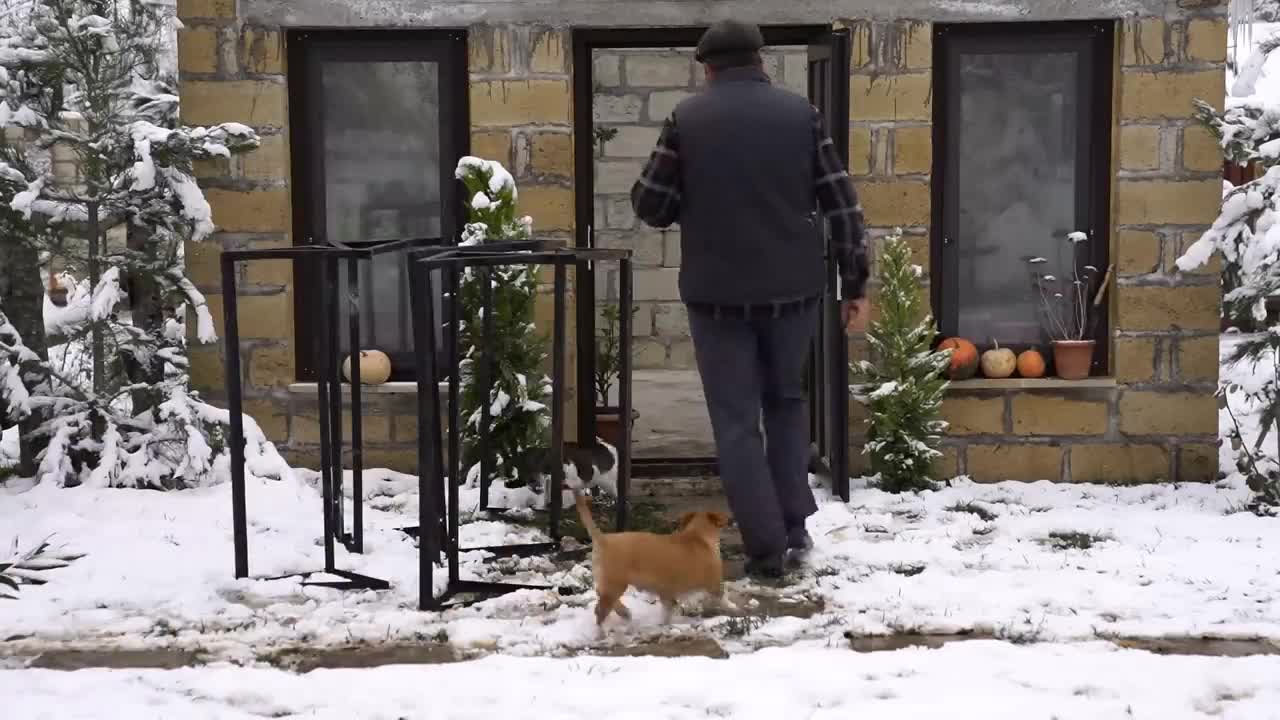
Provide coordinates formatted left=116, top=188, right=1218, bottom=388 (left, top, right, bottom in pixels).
left=206, top=188, right=290, bottom=233
left=185, top=239, right=223, bottom=288
left=851, top=22, right=872, bottom=69
left=204, top=292, right=292, bottom=340
left=193, top=155, right=231, bottom=180
left=1119, top=391, right=1218, bottom=435
left=1178, top=443, right=1219, bottom=482
left=1119, top=69, right=1223, bottom=120
left=1118, top=125, right=1161, bottom=171
left=181, top=80, right=288, bottom=127
left=1012, top=395, right=1109, bottom=435
left=470, top=80, right=569, bottom=126
left=520, top=185, right=573, bottom=231
left=469, top=25, right=512, bottom=74
left=934, top=445, right=959, bottom=479
left=1115, top=336, right=1158, bottom=383
left=851, top=73, right=932, bottom=122
left=967, top=444, right=1062, bottom=482
left=849, top=127, right=873, bottom=176
left=1121, top=18, right=1166, bottom=66
left=903, top=22, right=932, bottom=70
left=892, top=126, right=932, bottom=175
left=1182, top=125, right=1223, bottom=173
left=393, top=414, right=419, bottom=443
left=239, top=133, right=288, bottom=180
left=241, top=29, right=285, bottom=75
left=248, top=345, right=294, bottom=389
left=244, top=257, right=292, bottom=288
left=858, top=181, right=930, bottom=227
left=632, top=338, right=667, bottom=369
left=243, top=399, right=288, bottom=443
left=471, top=130, right=512, bottom=167
left=1115, top=179, right=1222, bottom=226
left=941, top=396, right=1004, bottom=435
left=1070, top=444, right=1169, bottom=483
left=530, top=132, right=573, bottom=177
left=178, top=27, right=218, bottom=74
left=1115, top=285, right=1220, bottom=332
left=1115, top=229, right=1162, bottom=275
left=188, top=345, right=223, bottom=392
left=177, top=0, right=235, bottom=19
left=530, top=29, right=568, bottom=74
left=1185, top=18, right=1228, bottom=64
left=1174, top=335, right=1219, bottom=383
left=357, top=449, right=419, bottom=475
left=293, top=411, right=391, bottom=445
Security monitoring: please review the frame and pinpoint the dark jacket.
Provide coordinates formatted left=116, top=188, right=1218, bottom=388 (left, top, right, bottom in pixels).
left=631, top=65, right=868, bottom=306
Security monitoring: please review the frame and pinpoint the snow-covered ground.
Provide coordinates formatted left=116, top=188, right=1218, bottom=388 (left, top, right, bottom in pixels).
left=8, top=641, right=1280, bottom=719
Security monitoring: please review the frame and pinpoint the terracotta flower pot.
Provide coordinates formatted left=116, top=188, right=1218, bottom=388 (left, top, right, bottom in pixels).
left=594, top=407, right=638, bottom=448
left=1052, top=340, right=1096, bottom=380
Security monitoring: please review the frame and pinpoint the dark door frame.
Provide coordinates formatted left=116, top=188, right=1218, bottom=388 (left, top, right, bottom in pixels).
left=570, top=25, right=846, bottom=480
left=931, top=21, right=1114, bottom=376
left=286, top=28, right=470, bottom=382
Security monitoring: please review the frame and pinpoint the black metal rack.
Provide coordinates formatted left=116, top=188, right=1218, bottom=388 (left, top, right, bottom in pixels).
left=407, top=241, right=634, bottom=610
left=222, top=236, right=436, bottom=590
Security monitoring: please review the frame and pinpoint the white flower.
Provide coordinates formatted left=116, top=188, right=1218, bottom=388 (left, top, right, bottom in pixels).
left=1083, top=265, right=1098, bottom=272
left=1042, top=274, right=1057, bottom=281
left=1067, top=231, right=1088, bottom=243
left=1028, top=257, right=1048, bottom=265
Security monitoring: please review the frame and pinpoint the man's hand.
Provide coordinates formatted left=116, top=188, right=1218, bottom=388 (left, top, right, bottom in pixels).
left=841, top=298, right=870, bottom=333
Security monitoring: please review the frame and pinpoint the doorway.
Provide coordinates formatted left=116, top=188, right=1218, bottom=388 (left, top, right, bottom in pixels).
left=572, top=26, right=852, bottom=498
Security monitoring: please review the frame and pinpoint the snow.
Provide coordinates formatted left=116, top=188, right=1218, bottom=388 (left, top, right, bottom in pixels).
left=6, top=642, right=1280, bottom=718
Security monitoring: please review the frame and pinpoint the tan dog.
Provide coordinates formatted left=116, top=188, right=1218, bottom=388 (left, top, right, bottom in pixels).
left=575, top=493, right=729, bottom=626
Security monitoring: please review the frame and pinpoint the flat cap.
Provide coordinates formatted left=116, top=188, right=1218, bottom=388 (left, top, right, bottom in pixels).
left=695, top=19, right=765, bottom=65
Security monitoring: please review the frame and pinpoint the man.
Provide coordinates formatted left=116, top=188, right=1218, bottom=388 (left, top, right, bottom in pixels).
left=631, top=19, right=869, bottom=579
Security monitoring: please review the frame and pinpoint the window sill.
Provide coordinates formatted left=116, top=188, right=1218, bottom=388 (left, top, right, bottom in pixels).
left=946, top=377, right=1117, bottom=391
left=287, top=381, right=447, bottom=395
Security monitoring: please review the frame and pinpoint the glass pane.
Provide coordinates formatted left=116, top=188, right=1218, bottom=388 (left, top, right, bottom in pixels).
left=955, top=50, right=1080, bottom=346
left=321, top=60, right=442, bottom=356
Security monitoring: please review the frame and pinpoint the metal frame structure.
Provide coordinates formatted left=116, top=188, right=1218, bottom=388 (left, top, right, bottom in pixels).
left=222, top=236, right=436, bottom=589
left=407, top=241, right=634, bottom=610
left=571, top=25, right=852, bottom=497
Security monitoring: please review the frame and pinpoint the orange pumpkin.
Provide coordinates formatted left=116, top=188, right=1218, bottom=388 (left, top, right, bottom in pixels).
left=1016, top=349, right=1046, bottom=379
left=938, top=337, right=979, bottom=380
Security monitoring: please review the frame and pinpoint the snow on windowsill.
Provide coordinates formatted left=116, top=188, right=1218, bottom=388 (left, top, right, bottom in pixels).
left=947, top=377, right=1117, bottom=391
left=287, top=381, right=447, bottom=395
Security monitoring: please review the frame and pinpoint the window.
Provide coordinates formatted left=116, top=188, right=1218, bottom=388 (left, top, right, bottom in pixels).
left=932, top=22, right=1113, bottom=372
left=289, top=31, right=467, bottom=381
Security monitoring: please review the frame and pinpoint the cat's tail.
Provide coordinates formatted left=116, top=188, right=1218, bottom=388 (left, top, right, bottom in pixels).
left=574, top=491, right=603, bottom=542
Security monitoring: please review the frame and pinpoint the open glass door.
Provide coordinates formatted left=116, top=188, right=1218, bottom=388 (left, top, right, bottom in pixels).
left=806, top=28, right=852, bottom=501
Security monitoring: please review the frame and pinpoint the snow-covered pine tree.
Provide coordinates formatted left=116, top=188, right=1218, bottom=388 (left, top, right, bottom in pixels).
left=453, top=156, right=552, bottom=496
left=851, top=230, right=951, bottom=493
left=0, top=0, right=261, bottom=487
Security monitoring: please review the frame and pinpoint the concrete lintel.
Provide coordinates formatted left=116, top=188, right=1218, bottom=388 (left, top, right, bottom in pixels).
left=243, top=0, right=1181, bottom=30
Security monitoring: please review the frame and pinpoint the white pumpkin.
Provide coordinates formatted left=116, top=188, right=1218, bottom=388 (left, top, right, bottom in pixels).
left=980, top=339, right=1017, bottom=379
left=342, top=350, right=392, bottom=385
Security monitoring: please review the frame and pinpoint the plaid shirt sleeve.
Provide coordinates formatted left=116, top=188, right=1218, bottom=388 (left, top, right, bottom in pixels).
left=812, top=107, right=869, bottom=301
left=630, top=115, right=682, bottom=229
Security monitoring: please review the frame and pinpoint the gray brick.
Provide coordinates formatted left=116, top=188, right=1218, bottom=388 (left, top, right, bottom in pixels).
left=593, top=94, right=643, bottom=123
left=597, top=229, right=663, bottom=266
left=595, top=160, right=642, bottom=194
left=635, top=267, right=680, bottom=301
left=605, top=196, right=636, bottom=229
left=600, top=301, right=654, bottom=337
left=604, top=125, right=661, bottom=158
left=594, top=54, right=621, bottom=87
left=783, top=51, right=807, bottom=89
left=653, top=302, right=690, bottom=337
left=647, top=90, right=693, bottom=122
left=594, top=196, right=607, bottom=228
left=662, top=230, right=681, bottom=267
left=626, top=55, right=691, bottom=87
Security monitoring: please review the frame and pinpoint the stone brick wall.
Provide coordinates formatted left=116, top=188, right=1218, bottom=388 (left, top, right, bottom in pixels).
left=841, top=15, right=1224, bottom=483
left=591, top=46, right=809, bottom=370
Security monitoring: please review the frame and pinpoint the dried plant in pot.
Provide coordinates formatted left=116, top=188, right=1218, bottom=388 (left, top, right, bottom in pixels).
left=1025, top=232, right=1113, bottom=381
left=594, top=303, right=639, bottom=447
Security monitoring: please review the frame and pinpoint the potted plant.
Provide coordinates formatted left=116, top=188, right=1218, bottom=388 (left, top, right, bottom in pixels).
left=594, top=303, right=639, bottom=447
left=1026, top=232, right=1114, bottom=380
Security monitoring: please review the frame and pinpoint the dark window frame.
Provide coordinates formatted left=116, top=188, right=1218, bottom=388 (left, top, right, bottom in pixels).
left=286, top=29, right=469, bottom=382
left=930, top=21, right=1115, bottom=375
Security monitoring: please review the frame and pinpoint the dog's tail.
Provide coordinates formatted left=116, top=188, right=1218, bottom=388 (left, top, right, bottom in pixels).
left=574, top=491, right=603, bottom=542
